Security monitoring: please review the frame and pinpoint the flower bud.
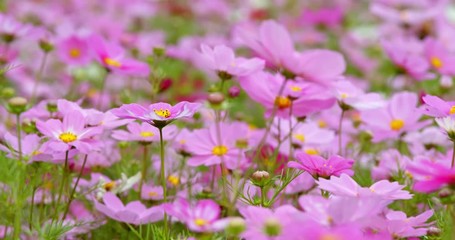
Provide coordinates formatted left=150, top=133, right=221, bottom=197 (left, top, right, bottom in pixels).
left=427, top=227, right=441, bottom=236
left=153, top=47, right=166, bottom=57
left=217, top=71, right=232, bottom=81
left=225, top=217, right=246, bottom=236
left=46, top=101, right=58, bottom=113
left=228, top=86, right=240, bottom=98
left=7, top=97, right=28, bottom=114
left=1, top=87, right=15, bottom=99
left=208, top=92, right=225, bottom=106
left=39, top=40, right=54, bottom=53
left=263, top=218, right=282, bottom=237
left=251, top=170, right=270, bottom=187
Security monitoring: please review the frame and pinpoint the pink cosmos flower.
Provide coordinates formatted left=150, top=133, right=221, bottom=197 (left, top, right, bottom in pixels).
left=89, top=35, right=150, bottom=76
left=421, top=94, right=455, bottom=117
left=57, top=35, right=92, bottom=65
left=333, top=80, right=385, bottom=110
left=370, top=0, right=445, bottom=25
left=36, top=110, right=102, bottom=154
left=140, top=184, right=163, bottom=201
left=164, top=198, right=223, bottom=232
left=317, top=174, right=412, bottom=201
left=423, top=38, right=455, bottom=76
left=186, top=123, right=242, bottom=169
left=197, top=44, right=264, bottom=78
left=298, top=7, right=344, bottom=28
left=94, top=192, right=163, bottom=225
left=361, top=92, right=430, bottom=142
left=0, top=14, right=33, bottom=41
left=0, top=133, right=46, bottom=162
left=288, top=152, right=354, bottom=178
left=381, top=38, right=432, bottom=81
left=112, top=122, right=177, bottom=142
left=240, top=71, right=335, bottom=118
left=382, top=210, right=434, bottom=238
left=407, top=160, right=455, bottom=193
left=240, top=205, right=301, bottom=240
left=111, top=101, right=201, bottom=128
left=372, top=149, right=411, bottom=180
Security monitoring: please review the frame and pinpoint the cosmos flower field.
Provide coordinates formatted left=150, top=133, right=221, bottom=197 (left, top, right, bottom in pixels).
left=2, top=0, right=455, bottom=239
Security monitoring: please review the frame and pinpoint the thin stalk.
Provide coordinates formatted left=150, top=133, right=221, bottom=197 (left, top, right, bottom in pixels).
left=139, top=144, right=149, bottom=197
left=61, top=154, right=88, bottom=222
left=158, top=127, right=168, bottom=236
left=288, top=101, right=294, bottom=160
left=13, top=113, right=25, bottom=239
left=31, top=52, right=48, bottom=103
left=338, top=109, right=345, bottom=156
left=29, top=186, right=37, bottom=231
left=260, top=186, right=266, bottom=207
left=451, top=141, right=455, bottom=168
left=52, top=151, right=69, bottom=223
left=97, top=71, right=109, bottom=109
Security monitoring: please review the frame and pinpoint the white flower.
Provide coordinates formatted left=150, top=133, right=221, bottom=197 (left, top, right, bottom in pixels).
left=435, top=117, right=455, bottom=141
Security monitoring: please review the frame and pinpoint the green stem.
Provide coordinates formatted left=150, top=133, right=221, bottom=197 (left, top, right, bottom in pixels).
left=451, top=141, right=455, bottom=168
left=61, top=154, right=88, bottom=222
left=31, top=52, right=48, bottom=103
left=288, top=101, right=294, bottom=160
left=158, top=127, right=168, bottom=236
left=97, top=71, right=109, bottom=109
left=53, top=151, right=69, bottom=223
left=29, top=186, right=37, bottom=231
left=13, top=113, right=24, bottom=239
left=139, top=144, right=149, bottom=197
left=260, top=187, right=266, bottom=207
left=338, top=109, right=345, bottom=156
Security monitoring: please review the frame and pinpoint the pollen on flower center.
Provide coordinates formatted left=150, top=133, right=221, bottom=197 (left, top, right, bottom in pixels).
left=449, top=106, right=455, bottom=115
left=305, top=148, right=318, bottom=155
left=194, top=218, right=207, bottom=226
left=140, top=131, right=154, bottom=137
left=294, top=134, right=305, bottom=143
left=390, top=119, right=405, bottom=131
left=290, top=86, right=302, bottom=92
left=318, top=120, right=327, bottom=128
left=320, top=233, right=342, bottom=240
left=69, top=48, right=81, bottom=58
left=148, top=191, right=158, bottom=197
left=274, top=96, right=291, bottom=109
left=168, top=175, right=179, bottom=185
left=59, top=132, right=77, bottom=143
left=103, top=181, right=116, bottom=191
left=430, top=57, right=443, bottom=69
left=340, top=93, right=349, bottom=99
left=154, top=108, right=171, bottom=118
left=104, top=57, right=122, bottom=67
left=212, top=145, right=228, bottom=156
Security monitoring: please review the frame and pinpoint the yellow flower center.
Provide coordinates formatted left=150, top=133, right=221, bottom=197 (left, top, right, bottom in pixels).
left=148, top=191, right=158, bottom=197
left=59, top=132, right=77, bottom=143
left=179, top=139, right=186, bottom=144
left=140, top=131, right=154, bottom=137
left=69, top=48, right=81, bottom=58
left=154, top=109, right=171, bottom=118
left=449, top=106, right=455, bottom=115
left=104, top=57, right=122, bottom=67
left=212, top=145, right=228, bottom=156
left=103, top=181, right=116, bottom=191
left=305, top=148, right=318, bottom=155
left=340, top=93, right=349, bottom=99
left=194, top=218, right=207, bottom=226
left=32, top=150, right=42, bottom=156
left=290, top=86, right=302, bottom=92
left=318, top=120, right=327, bottom=128
left=274, top=96, right=291, bottom=109
left=390, top=119, right=404, bottom=131
left=430, top=57, right=443, bottom=69
left=43, top=181, right=53, bottom=190
left=294, top=134, right=305, bottom=143
left=168, top=175, right=179, bottom=186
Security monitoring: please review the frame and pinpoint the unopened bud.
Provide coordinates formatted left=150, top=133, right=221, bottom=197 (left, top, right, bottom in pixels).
left=263, top=218, right=282, bottom=237
left=228, top=86, right=240, bottom=98
left=7, top=97, right=28, bottom=114
left=251, top=170, right=270, bottom=187
left=438, top=188, right=453, bottom=198
left=153, top=47, right=166, bottom=57
left=1, top=87, right=15, bottom=99
left=427, top=227, right=441, bottom=236
left=39, top=40, right=54, bottom=53
left=46, top=101, right=58, bottom=113
left=208, top=92, right=225, bottom=106
left=225, top=217, right=246, bottom=236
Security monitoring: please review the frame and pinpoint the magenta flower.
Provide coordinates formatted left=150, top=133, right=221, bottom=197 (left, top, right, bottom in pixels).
left=186, top=123, right=241, bottom=169
left=111, top=101, right=201, bottom=128
left=317, top=174, right=412, bottom=201
left=240, top=71, right=335, bottom=118
left=95, top=192, right=163, bottom=225
left=361, top=92, right=430, bottom=142
left=57, top=35, right=92, bottom=65
left=288, top=152, right=354, bottom=178
left=422, top=94, right=455, bottom=117
left=112, top=122, right=177, bottom=142
left=240, top=205, right=301, bottom=240
left=424, top=38, right=455, bottom=76
left=407, top=160, right=455, bottom=193
left=89, top=35, right=150, bottom=76
left=164, top=198, right=223, bottom=232
left=36, top=110, right=102, bottom=153
left=198, top=44, right=264, bottom=78
left=140, top=184, right=163, bottom=201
